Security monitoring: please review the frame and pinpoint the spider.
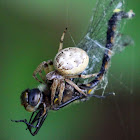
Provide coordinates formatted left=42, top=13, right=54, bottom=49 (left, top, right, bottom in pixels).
left=32, top=28, right=97, bottom=106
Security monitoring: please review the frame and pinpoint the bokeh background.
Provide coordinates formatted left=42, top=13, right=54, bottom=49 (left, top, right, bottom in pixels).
left=0, top=0, right=140, bottom=140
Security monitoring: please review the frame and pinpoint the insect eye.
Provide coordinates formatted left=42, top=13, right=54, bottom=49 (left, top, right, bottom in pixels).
left=28, top=89, right=41, bottom=106
left=20, top=89, right=29, bottom=105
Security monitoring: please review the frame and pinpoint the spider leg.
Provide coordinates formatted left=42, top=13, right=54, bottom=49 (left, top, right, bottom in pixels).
left=33, top=60, right=53, bottom=83
left=58, top=80, right=65, bottom=105
left=65, top=79, right=87, bottom=96
left=58, top=28, right=67, bottom=52
left=66, top=73, right=98, bottom=79
left=51, top=79, right=59, bottom=105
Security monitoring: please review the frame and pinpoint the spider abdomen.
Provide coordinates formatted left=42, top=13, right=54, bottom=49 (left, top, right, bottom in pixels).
left=54, top=47, right=89, bottom=75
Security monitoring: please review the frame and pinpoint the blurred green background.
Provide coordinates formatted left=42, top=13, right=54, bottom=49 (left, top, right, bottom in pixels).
left=0, top=0, right=140, bottom=140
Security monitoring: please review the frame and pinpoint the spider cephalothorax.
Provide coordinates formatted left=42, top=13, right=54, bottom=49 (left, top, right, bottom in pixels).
left=33, top=28, right=97, bottom=105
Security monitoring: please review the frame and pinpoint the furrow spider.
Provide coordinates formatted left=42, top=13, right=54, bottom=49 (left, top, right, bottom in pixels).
left=32, top=28, right=97, bottom=106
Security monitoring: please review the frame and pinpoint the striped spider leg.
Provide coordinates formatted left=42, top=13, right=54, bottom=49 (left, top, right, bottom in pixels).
left=33, top=60, right=54, bottom=83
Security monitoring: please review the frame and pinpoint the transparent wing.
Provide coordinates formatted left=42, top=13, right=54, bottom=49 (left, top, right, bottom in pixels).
left=86, top=0, right=125, bottom=43
left=75, top=0, right=130, bottom=92
left=114, top=34, right=134, bottom=53
left=77, top=0, right=125, bottom=74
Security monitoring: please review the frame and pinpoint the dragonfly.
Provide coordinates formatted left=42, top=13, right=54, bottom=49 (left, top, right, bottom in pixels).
left=11, top=0, right=135, bottom=136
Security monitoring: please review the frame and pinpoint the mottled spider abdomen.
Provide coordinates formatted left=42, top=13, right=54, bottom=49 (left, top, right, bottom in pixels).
left=54, top=47, right=89, bottom=75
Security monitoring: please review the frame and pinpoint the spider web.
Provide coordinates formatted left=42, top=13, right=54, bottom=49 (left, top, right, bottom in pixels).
left=72, top=0, right=133, bottom=94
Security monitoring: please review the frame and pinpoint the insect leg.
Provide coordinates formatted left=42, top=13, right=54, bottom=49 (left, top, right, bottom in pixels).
left=27, top=109, right=48, bottom=136
left=53, top=95, right=81, bottom=110
left=11, top=119, right=38, bottom=128
left=53, top=92, right=115, bottom=110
